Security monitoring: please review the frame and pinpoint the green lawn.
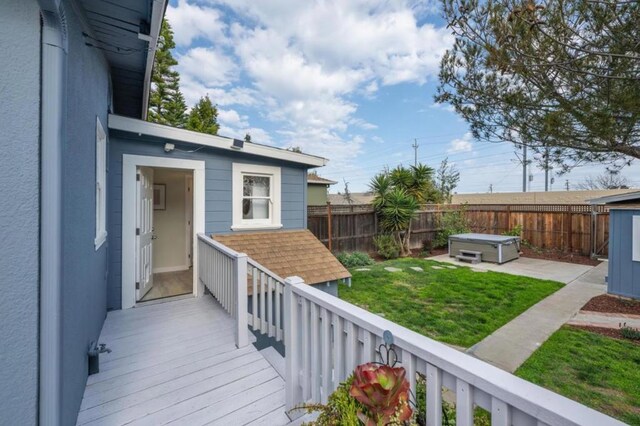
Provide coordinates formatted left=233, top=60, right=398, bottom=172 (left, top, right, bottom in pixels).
left=516, top=326, right=640, bottom=425
left=338, top=258, right=562, bottom=347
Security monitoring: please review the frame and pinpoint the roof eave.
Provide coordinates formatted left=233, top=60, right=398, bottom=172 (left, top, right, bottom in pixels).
left=108, top=114, right=328, bottom=167
left=141, top=0, right=167, bottom=120
left=588, top=191, right=640, bottom=205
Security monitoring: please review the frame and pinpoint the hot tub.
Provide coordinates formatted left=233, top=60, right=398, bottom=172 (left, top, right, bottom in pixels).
left=448, top=233, right=520, bottom=264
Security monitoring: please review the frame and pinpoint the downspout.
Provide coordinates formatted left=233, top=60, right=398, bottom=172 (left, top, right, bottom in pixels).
left=38, top=1, right=66, bottom=424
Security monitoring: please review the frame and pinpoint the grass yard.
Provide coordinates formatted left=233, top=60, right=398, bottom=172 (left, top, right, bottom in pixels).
left=516, top=326, right=640, bottom=425
left=338, top=258, right=562, bottom=348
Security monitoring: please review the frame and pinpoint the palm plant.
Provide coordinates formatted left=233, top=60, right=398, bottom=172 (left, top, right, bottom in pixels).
left=370, top=165, right=437, bottom=256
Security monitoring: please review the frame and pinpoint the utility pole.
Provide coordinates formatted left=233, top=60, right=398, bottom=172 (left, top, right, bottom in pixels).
left=488, top=184, right=493, bottom=193
left=544, top=147, right=550, bottom=192
left=522, top=144, right=527, bottom=192
left=565, top=179, right=570, bottom=191
left=412, top=139, right=419, bottom=167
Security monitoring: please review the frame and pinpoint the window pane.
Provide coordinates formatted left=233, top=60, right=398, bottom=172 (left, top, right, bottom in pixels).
left=243, top=198, right=269, bottom=220
left=243, top=175, right=270, bottom=197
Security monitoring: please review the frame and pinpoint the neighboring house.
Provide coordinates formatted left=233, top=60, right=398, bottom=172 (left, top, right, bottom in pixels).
left=307, top=173, right=337, bottom=205
left=1, top=1, right=347, bottom=424
left=590, top=191, right=640, bottom=300
left=451, top=189, right=638, bottom=205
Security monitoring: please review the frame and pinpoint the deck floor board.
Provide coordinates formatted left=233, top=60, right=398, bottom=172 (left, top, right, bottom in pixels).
left=77, top=296, right=287, bottom=425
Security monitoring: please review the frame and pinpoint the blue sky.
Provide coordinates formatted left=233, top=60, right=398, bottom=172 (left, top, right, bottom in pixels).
left=166, top=0, right=638, bottom=193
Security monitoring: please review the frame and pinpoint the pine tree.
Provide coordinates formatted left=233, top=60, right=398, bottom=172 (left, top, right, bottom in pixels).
left=186, top=95, right=219, bottom=135
left=147, top=20, right=187, bottom=127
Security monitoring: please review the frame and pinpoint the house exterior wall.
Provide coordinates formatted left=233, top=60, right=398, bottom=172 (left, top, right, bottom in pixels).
left=59, top=2, right=112, bottom=423
left=0, top=1, right=41, bottom=424
left=608, top=209, right=640, bottom=299
left=308, top=184, right=329, bottom=206
left=107, top=132, right=309, bottom=310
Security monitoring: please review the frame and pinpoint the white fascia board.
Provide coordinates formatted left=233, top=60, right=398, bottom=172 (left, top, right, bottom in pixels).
left=108, top=114, right=328, bottom=167
left=141, top=0, right=167, bottom=120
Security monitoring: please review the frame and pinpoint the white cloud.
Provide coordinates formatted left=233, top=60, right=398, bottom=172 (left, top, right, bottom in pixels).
left=169, top=0, right=453, bottom=170
left=448, top=133, right=474, bottom=153
left=166, top=0, right=227, bottom=47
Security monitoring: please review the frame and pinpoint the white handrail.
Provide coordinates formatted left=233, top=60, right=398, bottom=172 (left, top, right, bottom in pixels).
left=197, top=233, right=248, bottom=348
left=284, top=277, right=625, bottom=426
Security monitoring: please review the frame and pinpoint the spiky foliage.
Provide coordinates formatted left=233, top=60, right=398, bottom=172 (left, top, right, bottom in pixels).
left=186, top=95, right=219, bottom=135
left=436, top=0, right=640, bottom=173
left=148, top=20, right=187, bottom=127
left=349, top=363, right=413, bottom=426
left=370, top=165, right=437, bottom=256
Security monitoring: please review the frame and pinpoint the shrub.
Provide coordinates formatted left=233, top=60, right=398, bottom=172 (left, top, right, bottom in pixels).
left=502, top=224, right=523, bottom=237
left=374, top=235, right=401, bottom=259
left=620, top=323, right=640, bottom=341
left=337, top=251, right=375, bottom=268
left=433, top=209, right=470, bottom=248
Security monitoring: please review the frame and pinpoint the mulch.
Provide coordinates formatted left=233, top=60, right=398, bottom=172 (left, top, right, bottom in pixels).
left=519, top=246, right=601, bottom=266
left=581, top=294, right=640, bottom=316
left=568, top=324, right=640, bottom=346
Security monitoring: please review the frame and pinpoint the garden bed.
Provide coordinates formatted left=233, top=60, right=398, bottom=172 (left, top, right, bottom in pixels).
left=569, top=324, right=640, bottom=346
left=519, top=246, right=601, bottom=266
left=582, top=294, right=640, bottom=315
left=338, top=258, right=562, bottom=348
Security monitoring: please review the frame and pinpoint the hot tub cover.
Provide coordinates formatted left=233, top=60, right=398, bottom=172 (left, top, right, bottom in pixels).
left=449, top=233, right=520, bottom=243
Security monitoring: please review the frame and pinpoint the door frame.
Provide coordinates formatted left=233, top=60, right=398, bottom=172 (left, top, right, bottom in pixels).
left=122, top=154, right=205, bottom=309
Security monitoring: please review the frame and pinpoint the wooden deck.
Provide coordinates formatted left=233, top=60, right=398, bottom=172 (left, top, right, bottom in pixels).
left=77, top=296, right=289, bottom=425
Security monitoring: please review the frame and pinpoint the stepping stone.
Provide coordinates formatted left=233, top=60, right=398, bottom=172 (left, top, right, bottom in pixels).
left=471, top=268, right=487, bottom=273
left=384, top=267, right=402, bottom=272
left=431, top=266, right=444, bottom=270
left=410, top=267, right=424, bottom=272
left=445, top=265, right=457, bottom=269
left=355, top=268, right=371, bottom=271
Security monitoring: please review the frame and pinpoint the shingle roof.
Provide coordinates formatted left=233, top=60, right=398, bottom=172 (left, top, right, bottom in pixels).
left=213, top=230, right=351, bottom=287
left=307, top=174, right=338, bottom=185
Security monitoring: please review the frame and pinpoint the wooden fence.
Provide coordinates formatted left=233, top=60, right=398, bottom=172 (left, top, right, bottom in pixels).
left=307, top=203, right=611, bottom=257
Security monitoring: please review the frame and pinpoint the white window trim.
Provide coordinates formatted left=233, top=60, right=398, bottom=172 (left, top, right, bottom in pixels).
left=94, top=117, right=107, bottom=249
left=633, top=215, right=640, bottom=262
left=232, top=163, right=282, bottom=231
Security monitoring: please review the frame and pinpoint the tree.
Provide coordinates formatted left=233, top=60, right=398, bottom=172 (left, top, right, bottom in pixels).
left=370, top=164, right=438, bottom=256
left=577, top=172, right=630, bottom=190
left=244, top=133, right=252, bottom=143
left=343, top=179, right=354, bottom=205
left=148, top=20, right=187, bottom=127
left=436, top=157, right=460, bottom=203
left=436, top=0, right=640, bottom=173
left=186, top=95, right=219, bottom=135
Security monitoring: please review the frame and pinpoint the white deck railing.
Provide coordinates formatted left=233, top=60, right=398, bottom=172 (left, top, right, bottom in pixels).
left=283, top=276, right=624, bottom=426
left=197, top=234, right=248, bottom=348
left=247, top=258, right=285, bottom=342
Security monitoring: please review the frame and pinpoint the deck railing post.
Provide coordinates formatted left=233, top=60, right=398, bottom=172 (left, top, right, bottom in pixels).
left=284, top=275, right=305, bottom=415
left=235, top=252, right=249, bottom=348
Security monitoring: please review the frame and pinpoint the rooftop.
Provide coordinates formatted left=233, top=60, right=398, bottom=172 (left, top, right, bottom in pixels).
left=213, top=230, right=350, bottom=285
left=451, top=189, right=638, bottom=205
left=307, top=174, right=337, bottom=185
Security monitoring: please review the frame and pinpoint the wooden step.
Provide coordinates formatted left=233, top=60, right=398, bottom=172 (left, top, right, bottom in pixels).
left=459, top=249, right=482, bottom=257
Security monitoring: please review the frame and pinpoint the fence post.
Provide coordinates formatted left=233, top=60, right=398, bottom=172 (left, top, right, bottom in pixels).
left=235, top=252, right=249, bottom=348
left=326, top=201, right=333, bottom=252
left=567, top=205, right=573, bottom=253
left=506, top=205, right=511, bottom=231
left=284, top=276, right=305, bottom=415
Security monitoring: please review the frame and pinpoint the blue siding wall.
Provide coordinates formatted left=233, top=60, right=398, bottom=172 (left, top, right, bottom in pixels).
left=60, top=2, right=112, bottom=423
left=0, top=1, right=41, bottom=424
left=107, top=132, right=309, bottom=310
left=608, top=209, right=640, bottom=299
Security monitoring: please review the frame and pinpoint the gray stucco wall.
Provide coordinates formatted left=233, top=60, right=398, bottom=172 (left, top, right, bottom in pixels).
left=608, top=209, right=640, bottom=299
left=59, top=3, right=112, bottom=423
left=0, top=1, right=41, bottom=424
left=107, top=132, right=309, bottom=310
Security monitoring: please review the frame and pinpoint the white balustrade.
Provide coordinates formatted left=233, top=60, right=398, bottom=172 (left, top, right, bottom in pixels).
left=197, top=234, right=248, bottom=348
left=284, top=277, right=624, bottom=426
left=247, top=258, right=286, bottom=342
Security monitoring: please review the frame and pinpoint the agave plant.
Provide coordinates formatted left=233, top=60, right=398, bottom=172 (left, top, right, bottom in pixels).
left=349, top=363, right=413, bottom=425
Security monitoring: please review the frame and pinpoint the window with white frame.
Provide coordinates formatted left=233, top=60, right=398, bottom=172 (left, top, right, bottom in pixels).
left=232, top=163, right=281, bottom=230
left=94, top=117, right=107, bottom=249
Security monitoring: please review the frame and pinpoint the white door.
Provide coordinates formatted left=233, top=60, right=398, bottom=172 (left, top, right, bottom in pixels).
left=136, top=167, right=154, bottom=300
